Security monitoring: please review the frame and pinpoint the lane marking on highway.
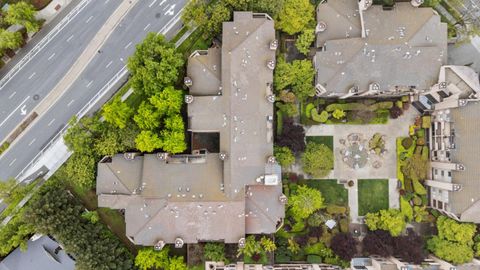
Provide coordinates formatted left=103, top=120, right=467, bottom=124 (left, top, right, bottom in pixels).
left=85, top=15, right=94, bottom=24
left=28, top=72, right=36, bottom=79
left=28, top=138, right=36, bottom=146
left=8, top=159, right=16, bottom=167
left=47, top=118, right=55, bottom=126
left=106, top=61, right=113, bottom=68
left=67, top=99, right=75, bottom=107
left=0, top=95, right=30, bottom=127
left=8, top=91, right=16, bottom=99
left=86, top=80, right=93, bottom=88
left=48, top=53, right=56, bottom=61
left=67, top=35, right=74, bottom=42
left=149, top=0, right=157, bottom=7
left=159, top=0, right=167, bottom=6
left=124, top=42, right=132, bottom=49
left=143, top=23, right=151, bottom=31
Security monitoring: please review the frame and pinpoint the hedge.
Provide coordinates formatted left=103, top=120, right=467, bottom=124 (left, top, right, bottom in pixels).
left=400, top=196, right=413, bottom=221
left=413, top=179, right=427, bottom=195
left=326, top=205, right=347, bottom=215
left=276, top=110, right=284, bottom=136
left=421, top=146, right=429, bottom=161
left=325, top=101, right=393, bottom=112
left=312, top=109, right=329, bottom=123
left=305, top=103, right=315, bottom=118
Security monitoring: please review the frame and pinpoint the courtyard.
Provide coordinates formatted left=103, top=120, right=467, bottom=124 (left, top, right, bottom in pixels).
left=303, top=107, right=419, bottom=223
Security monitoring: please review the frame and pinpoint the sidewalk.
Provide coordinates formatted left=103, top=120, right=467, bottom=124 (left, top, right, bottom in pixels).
left=36, top=0, right=75, bottom=24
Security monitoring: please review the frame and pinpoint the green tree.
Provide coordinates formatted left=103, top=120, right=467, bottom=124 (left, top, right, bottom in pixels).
left=365, top=209, right=406, bottom=237
left=260, top=236, right=276, bottom=252
left=295, top=28, right=315, bottom=55
left=276, top=102, right=298, bottom=117
left=287, top=238, right=300, bottom=254
left=102, top=97, right=133, bottom=129
left=289, top=185, right=324, bottom=220
left=149, top=86, right=184, bottom=117
left=301, top=142, right=333, bottom=178
left=26, top=184, right=134, bottom=269
left=128, top=33, right=184, bottom=97
left=204, top=243, right=226, bottom=262
left=94, top=126, right=124, bottom=156
left=63, top=116, right=103, bottom=155
left=62, top=153, right=97, bottom=189
left=135, top=247, right=170, bottom=270
left=0, top=29, right=22, bottom=52
left=237, top=235, right=262, bottom=257
left=135, top=130, right=163, bottom=153
left=274, top=58, right=315, bottom=101
left=276, top=0, right=314, bottom=35
left=332, top=109, right=346, bottom=120
left=134, top=101, right=161, bottom=130
left=274, top=146, right=295, bottom=168
left=81, top=210, right=100, bottom=224
left=436, top=216, right=476, bottom=245
left=0, top=178, right=17, bottom=202
left=0, top=212, right=33, bottom=256
left=4, top=2, right=40, bottom=33
left=205, top=2, right=231, bottom=39
left=427, top=236, right=473, bottom=264
left=167, top=256, right=187, bottom=270
left=181, top=0, right=208, bottom=28
left=160, top=129, right=186, bottom=154
left=249, top=0, right=285, bottom=19
left=164, top=114, right=184, bottom=131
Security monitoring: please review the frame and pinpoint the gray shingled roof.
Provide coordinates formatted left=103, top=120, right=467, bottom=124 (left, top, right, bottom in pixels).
left=0, top=236, right=75, bottom=270
left=315, top=2, right=447, bottom=96
left=448, top=101, right=480, bottom=221
left=96, top=12, right=284, bottom=246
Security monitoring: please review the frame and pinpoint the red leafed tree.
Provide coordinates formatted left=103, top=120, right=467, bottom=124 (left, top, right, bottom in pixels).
left=362, top=230, right=394, bottom=258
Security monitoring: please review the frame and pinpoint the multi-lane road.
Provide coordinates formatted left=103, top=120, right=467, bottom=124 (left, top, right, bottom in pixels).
left=0, top=0, right=187, bottom=181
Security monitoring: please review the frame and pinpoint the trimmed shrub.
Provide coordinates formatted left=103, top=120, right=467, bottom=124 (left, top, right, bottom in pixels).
left=404, top=178, right=414, bottom=193
left=414, top=146, right=423, bottom=155
left=370, top=110, right=389, bottom=124
left=307, top=212, right=324, bottom=227
left=305, top=103, right=315, bottom=118
left=421, top=146, right=429, bottom=161
left=402, top=137, right=413, bottom=149
left=339, top=218, right=349, bottom=233
left=326, top=205, right=347, bottom=215
left=400, top=196, right=413, bottom=221
left=307, top=255, right=322, bottom=263
left=416, top=128, right=425, bottom=138
left=413, top=196, right=423, bottom=206
left=369, top=101, right=393, bottom=110
left=413, top=179, right=427, bottom=195
left=421, top=116, right=431, bottom=129
left=401, top=95, right=409, bottom=102
left=417, top=137, right=425, bottom=146
left=395, top=100, right=403, bottom=108
left=325, top=103, right=366, bottom=112
left=311, top=109, right=329, bottom=123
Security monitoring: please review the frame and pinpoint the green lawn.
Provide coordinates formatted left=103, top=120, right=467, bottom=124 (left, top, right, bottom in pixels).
left=306, top=136, right=333, bottom=150
left=305, top=179, right=348, bottom=206
left=358, top=179, right=389, bottom=216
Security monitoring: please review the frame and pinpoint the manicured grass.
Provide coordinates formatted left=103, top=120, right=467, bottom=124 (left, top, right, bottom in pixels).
left=358, top=179, right=389, bottom=216
left=305, top=179, right=348, bottom=206
left=306, top=136, right=333, bottom=150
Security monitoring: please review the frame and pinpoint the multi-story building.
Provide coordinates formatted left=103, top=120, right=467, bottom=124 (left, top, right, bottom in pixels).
left=420, top=65, right=480, bottom=222
left=95, top=12, right=285, bottom=247
left=314, top=0, right=447, bottom=98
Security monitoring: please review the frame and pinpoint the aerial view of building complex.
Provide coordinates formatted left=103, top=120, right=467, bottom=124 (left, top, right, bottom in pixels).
left=0, top=0, right=480, bottom=269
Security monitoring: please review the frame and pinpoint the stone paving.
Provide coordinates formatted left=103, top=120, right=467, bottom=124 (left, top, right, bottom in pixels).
left=304, top=107, right=419, bottom=223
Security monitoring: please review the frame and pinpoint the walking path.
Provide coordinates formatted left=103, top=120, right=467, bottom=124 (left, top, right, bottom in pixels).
left=36, top=0, right=75, bottom=24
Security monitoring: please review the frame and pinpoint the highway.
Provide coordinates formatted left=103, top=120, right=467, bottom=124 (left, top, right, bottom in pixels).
left=0, top=0, right=123, bottom=142
left=0, top=0, right=187, bottom=181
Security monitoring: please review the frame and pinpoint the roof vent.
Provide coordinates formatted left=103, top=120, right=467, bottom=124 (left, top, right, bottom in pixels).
left=157, top=152, right=169, bottom=160
left=154, top=240, right=165, bottom=251
left=270, top=39, right=278, bottom=50
left=456, top=164, right=465, bottom=171
left=369, top=82, right=380, bottom=92
left=185, top=95, right=194, bottom=104
left=439, top=81, right=447, bottom=89
left=279, top=194, right=288, bottom=204
left=219, top=152, right=228, bottom=161
left=316, top=21, right=327, bottom=32
left=184, top=77, right=192, bottom=87
left=362, top=0, right=373, bottom=10
left=174, top=238, right=184, bottom=248
left=459, top=99, right=468, bottom=107
left=349, top=85, right=360, bottom=94
left=266, top=94, right=276, bottom=103
left=411, top=0, right=424, bottom=7
left=267, top=60, right=275, bottom=70
left=238, top=238, right=246, bottom=248
left=267, top=155, right=276, bottom=164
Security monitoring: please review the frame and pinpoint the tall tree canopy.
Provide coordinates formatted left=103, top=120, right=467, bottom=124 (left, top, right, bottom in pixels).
left=289, top=185, right=324, bottom=220
left=102, top=97, right=134, bottom=129
left=26, top=184, right=134, bottom=269
left=127, top=33, right=184, bottom=97
left=4, top=2, right=40, bottom=33
left=301, top=142, right=333, bottom=178
left=365, top=209, right=406, bottom=237
left=274, top=58, right=316, bottom=101
left=0, top=29, right=23, bottom=52
left=276, top=0, right=314, bottom=35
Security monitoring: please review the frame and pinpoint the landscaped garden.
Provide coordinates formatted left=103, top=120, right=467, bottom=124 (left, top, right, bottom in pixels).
left=357, top=179, right=389, bottom=216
